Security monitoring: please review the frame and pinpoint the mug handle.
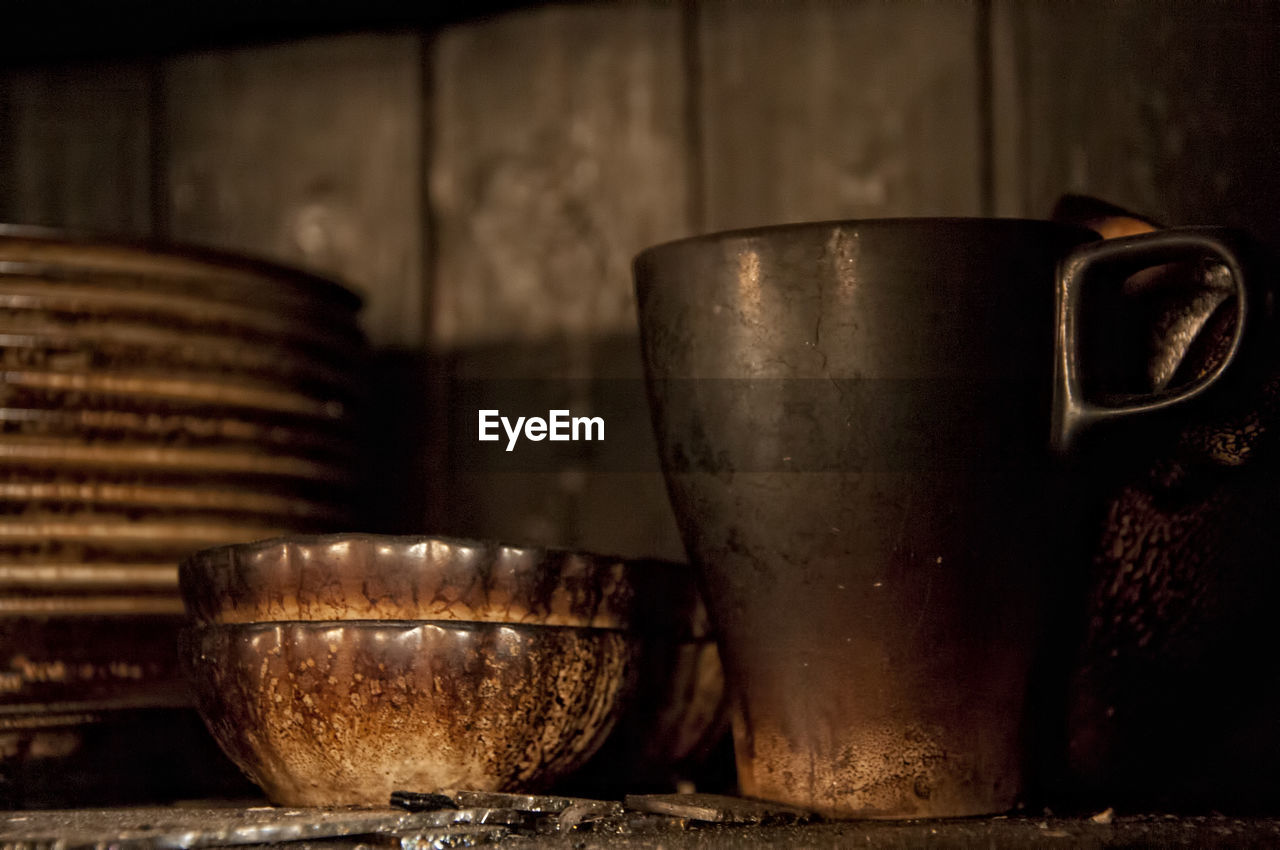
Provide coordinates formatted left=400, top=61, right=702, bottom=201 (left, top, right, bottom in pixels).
left=1051, top=227, right=1270, bottom=452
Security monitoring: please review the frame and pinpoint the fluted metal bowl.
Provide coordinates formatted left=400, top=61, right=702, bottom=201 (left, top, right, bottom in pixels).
left=178, top=534, right=726, bottom=805
left=182, top=619, right=633, bottom=806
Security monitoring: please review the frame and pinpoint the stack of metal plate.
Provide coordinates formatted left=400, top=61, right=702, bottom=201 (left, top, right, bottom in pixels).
left=0, top=227, right=365, bottom=804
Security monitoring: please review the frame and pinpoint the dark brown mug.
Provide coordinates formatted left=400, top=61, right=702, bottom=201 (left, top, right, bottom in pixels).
left=633, top=219, right=1271, bottom=818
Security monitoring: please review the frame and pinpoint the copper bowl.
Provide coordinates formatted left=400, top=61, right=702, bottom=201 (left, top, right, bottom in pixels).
left=178, top=534, right=720, bottom=805
left=181, top=619, right=633, bottom=807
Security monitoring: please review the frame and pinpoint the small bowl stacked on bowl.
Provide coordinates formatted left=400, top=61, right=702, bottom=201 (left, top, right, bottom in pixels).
left=179, top=533, right=711, bottom=807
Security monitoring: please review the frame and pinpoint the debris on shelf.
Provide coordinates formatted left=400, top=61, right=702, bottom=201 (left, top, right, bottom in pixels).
left=386, top=789, right=816, bottom=840
left=396, top=824, right=512, bottom=849
left=445, top=791, right=625, bottom=818
left=623, top=793, right=817, bottom=825
left=0, top=792, right=820, bottom=848
left=391, top=791, right=460, bottom=813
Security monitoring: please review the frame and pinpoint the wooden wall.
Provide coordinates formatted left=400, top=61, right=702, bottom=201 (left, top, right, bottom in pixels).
left=2, top=0, right=1278, bottom=559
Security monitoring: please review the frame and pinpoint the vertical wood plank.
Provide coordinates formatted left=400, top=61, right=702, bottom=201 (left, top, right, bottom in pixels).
left=696, top=0, right=984, bottom=231
left=990, top=0, right=1028, bottom=218
left=163, top=34, right=425, bottom=347
left=1014, top=2, right=1280, bottom=242
left=0, top=63, right=154, bottom=236
left=429, top=5, right=690, bottom=559
left=430, top=4, right=691, bottom=348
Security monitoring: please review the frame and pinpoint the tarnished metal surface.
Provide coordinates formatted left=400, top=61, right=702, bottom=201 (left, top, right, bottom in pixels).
left=182, top=534, right=727, bottom=804
left=442, top=792, right=624, bottom=817
left=396, top=790, right=646, bottom=837
left=390, top=791, right=458, bottom=812
left=388, top=809, right=527, bottom=828
left=396, top=825, right=511, bottom=849
left=183, top=622, right=635, bottom=807
left=636, top=219, right=1099, bottom=818
left=179, top=534, right=684, bottom=630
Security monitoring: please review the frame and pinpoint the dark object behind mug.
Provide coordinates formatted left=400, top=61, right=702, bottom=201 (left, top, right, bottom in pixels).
left=1053, top=199, right=1280, bottom=811
left=635, top=218, right=1270, bottom=819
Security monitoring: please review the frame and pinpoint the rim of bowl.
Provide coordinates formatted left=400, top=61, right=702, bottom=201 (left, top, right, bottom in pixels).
left=180, top=618, right=632, bottom=636
left=179, top=533, right=704, bottom=634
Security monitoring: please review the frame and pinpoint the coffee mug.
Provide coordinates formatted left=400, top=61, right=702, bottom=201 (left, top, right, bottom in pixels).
left=633, top=219, right=1270, bottom=818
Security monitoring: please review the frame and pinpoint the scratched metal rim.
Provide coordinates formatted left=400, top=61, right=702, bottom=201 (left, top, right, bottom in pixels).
left=0, top=437, right=352, bottom=482
left=634, top=217, right=1100, bottom=265
left=0, top=562, right=178, bottom=590
left=0, top=368, right=350, bottom=420
left=0, top=515, right=291, bottom=547
left=0, top=276, right=364, bottom=358
left=0, top=593, right=187, bottom=616
left=0, top=481, right=347, bottom=525
left=0, top=262, right=360, bottom=326
left=0, top=268, right=364, bottom=337
left=180, top=533, right=700, bottom=632
left=0, top=225, right=362, bottom=312
left=0, top=319, right=362, bottom=392
left=0, top=406, right=358, bottom=458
